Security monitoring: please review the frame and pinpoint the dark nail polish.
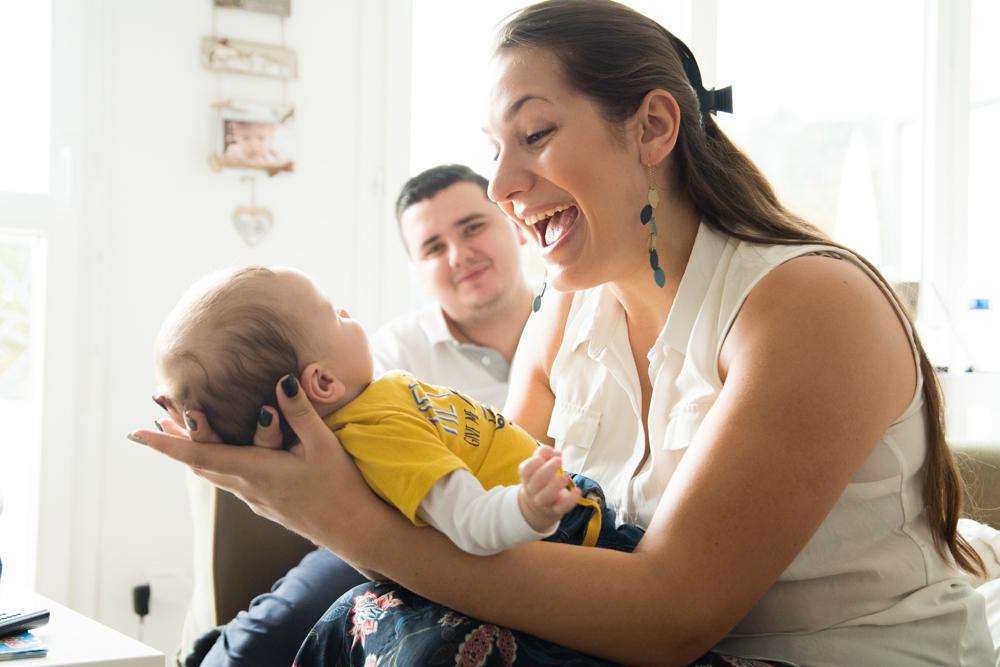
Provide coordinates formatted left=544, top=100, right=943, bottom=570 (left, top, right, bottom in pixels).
left=184, top=411, right=198, bottom=432
left=281, top=374, right=299, bottom=398
left=258, top=407, right=273, bottom=427
left=153, top=420, right=164, bottom=432
left=152, top=395, right=168, bottom=412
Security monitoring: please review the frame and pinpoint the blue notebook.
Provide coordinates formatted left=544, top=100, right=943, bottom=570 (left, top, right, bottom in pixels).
left=0, top=632, right=47, bottom=661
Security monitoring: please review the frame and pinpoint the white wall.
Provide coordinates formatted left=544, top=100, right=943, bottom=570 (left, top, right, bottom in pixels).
left=34, top=0, right=411, bottom=654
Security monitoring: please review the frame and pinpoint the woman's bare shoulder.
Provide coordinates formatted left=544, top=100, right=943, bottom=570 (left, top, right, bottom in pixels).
left=720, top=252, right=916, bottom=417
left=739, top=252, right=906, bottom=337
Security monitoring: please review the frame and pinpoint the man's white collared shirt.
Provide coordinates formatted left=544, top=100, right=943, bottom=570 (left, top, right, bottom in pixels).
left=370, top=303, right=510, bottom=409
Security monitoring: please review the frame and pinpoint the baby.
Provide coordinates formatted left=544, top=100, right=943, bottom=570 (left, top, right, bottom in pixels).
left=223, top=121, right=285, bottom=166
left=154, top=265, right=643, bottom=555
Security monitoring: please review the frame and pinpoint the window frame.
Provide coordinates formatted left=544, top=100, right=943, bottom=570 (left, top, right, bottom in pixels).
left=0, top=0, right=114, bottom=606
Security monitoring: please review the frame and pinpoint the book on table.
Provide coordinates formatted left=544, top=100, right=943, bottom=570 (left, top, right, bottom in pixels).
left=0, top=632, right=47, bottom=661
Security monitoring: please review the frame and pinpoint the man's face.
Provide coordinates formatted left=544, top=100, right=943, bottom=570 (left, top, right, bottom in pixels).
left=400, top=181, right=525, bottom=321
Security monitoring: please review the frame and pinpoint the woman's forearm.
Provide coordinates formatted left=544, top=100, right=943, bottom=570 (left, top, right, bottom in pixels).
left=333, top=504, right=713, bottom=667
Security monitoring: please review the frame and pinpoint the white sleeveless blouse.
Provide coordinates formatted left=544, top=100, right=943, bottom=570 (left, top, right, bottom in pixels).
left=547, top=223, right=996, bottom=666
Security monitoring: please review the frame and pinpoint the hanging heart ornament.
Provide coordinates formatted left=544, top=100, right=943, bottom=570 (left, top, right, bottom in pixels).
left=232, top=206, right=274, bottom=247
left=232, top=175, right=274, bottom=247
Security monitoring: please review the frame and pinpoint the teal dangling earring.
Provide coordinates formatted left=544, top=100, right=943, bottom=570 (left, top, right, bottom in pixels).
left=532, top=273, right=547, bottom=312
left=640, top=170, right=665, bottom=288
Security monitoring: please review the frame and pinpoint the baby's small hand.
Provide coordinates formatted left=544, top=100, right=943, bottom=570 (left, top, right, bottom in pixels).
left=517, top=445, right=582, bottom=533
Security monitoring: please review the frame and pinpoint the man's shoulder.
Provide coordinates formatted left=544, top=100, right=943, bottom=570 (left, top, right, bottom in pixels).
left=371, top=303, right=442, bottom=347
left=370, top=303, right=449, bottom=374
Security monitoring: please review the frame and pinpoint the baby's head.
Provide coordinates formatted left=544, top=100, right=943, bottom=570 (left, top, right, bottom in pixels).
left=154, top=265, right=373, bottom=446
left=229, top=121, right=276, bottom=161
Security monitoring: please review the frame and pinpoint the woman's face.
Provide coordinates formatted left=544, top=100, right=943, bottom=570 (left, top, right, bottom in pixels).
left=485, top=48, right=649, bottom=291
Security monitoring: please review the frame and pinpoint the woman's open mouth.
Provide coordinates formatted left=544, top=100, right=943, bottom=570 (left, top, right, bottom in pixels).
left=529, top=205, right=579, bottom=250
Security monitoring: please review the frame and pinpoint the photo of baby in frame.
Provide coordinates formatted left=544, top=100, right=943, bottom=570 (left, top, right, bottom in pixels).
left=216, top=103, right=294, bottom=175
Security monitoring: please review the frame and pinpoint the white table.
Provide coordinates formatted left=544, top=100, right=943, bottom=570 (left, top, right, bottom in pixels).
left=2, top=593, right=163, bottom=666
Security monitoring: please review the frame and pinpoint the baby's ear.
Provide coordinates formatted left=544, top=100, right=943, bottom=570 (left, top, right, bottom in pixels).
left=299, top=362, right=345, bottom=405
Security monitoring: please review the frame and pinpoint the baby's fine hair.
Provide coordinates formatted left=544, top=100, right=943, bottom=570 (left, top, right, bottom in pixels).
left=156, top=265, right=301, bottom=447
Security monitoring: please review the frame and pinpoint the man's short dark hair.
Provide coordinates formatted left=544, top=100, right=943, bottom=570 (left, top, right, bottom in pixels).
left=395, top=164, right=489, bottom=222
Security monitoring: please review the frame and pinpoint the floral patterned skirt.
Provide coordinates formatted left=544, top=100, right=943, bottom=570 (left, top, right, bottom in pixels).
left=293, top=582, right=792, bottom=667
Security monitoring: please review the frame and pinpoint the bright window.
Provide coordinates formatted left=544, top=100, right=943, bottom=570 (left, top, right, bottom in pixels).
left=0, top=1, right=52, bottom=195
left=0, top=232, right=46, bottom=592
left=715, top=0, right=924, bottom=281
left=967, top=0, right=999, bottom=320
left=0, top=0, right=51, bottom=591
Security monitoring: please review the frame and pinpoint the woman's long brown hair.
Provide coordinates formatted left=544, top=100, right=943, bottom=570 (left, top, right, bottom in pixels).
left=497, top=0, right=984, bottom=576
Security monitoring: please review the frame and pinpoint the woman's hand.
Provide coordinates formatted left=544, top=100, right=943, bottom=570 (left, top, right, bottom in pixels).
left=134, top=375, right=385, bottom=554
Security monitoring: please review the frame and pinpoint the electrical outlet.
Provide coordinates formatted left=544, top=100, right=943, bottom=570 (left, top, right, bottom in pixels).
left=132, top=583, right=151, bottom=618
left=136, top=569, right=193, bottom=654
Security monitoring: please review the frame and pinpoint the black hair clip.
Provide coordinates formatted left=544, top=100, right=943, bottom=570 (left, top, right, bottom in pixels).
left=673, top=36, right=733, bottom=115
left=697, top=85, right=733, bottom=115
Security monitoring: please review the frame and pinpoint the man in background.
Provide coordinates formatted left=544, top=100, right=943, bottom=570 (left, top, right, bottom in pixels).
left=187, top=164, right=533, bottom=667
left=372, top=163, right=532, bottom=406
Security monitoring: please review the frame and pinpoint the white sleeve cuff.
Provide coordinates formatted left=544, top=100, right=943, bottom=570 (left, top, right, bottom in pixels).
left=417, top=469, right=556, bottom=556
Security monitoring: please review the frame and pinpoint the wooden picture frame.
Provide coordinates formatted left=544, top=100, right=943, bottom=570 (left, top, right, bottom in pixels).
left=201, top=36, right=298, bottom=80
left=210, top=101, right=294, bottom=176
left=213, top=0, right=291, bottom=17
